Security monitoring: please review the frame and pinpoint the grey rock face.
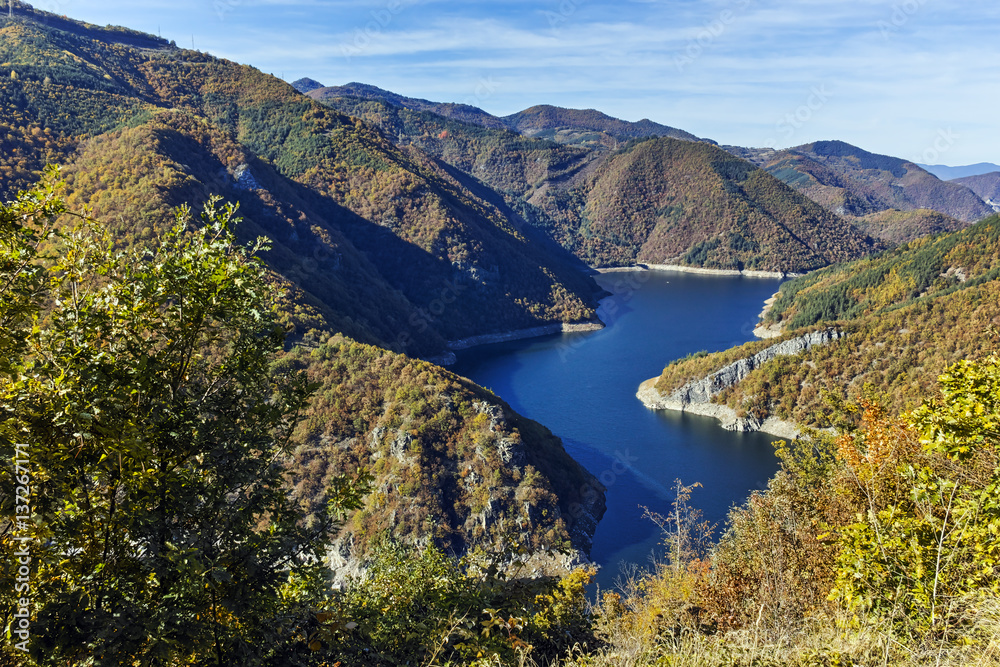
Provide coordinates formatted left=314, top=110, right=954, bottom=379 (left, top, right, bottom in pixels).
left=668, top=329, right=845, bottom=405
left=637, top=329, right=844, bottom=437
left=233, top=163, right=261, bottom=191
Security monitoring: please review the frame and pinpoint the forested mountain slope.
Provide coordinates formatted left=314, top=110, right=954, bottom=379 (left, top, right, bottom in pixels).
left=646, top=215, right=1000, bottom=429
left=750, top=140, right=993, bottom=224
left=287, top=336, right=605, bottom=576
left=0, top=4, right=606, bottom=578
left=850, top=207, right=967, bottom=244
left=0, top=5, right=601, bottom=357
left=317, top=95, right=883, bottom=272
left=0, top=179, right=605, bottom=666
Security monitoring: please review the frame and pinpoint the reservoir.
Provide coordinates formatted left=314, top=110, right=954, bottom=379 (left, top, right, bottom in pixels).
left=453, top=270, right=785, bottom=588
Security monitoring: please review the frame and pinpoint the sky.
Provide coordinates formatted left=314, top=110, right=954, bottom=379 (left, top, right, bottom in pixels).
left=29, top=0, right=1000, bottom=165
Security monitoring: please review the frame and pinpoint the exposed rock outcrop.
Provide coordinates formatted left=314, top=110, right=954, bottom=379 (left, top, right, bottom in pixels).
left=232, top=163, right=262, bottom=191
left=316, top=382, right=606, bottom=587
left=753, top=291, right=784, bottom=339
left=638, top=328, right=845, bottom=436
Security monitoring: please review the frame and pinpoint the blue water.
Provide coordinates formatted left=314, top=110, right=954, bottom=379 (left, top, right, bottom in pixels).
left=453, top=270, right=785, bottom=588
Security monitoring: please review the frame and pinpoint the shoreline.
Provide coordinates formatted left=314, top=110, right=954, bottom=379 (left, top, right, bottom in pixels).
left=429, top=262, right=798, bottom=365
left=635, top=329, right=845, bottom=439
left=447, top=321, right=604, bottom=351
left=595, top=263, right=802, bottom=280
left=636, top=379, right=800, bottom=440
left=752, top=291, right=784, bottom=339
left=425, top=320, right=605, bottom=365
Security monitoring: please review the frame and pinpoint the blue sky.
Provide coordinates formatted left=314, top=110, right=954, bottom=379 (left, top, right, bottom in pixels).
left=34, top=0, right=1000, bottom=165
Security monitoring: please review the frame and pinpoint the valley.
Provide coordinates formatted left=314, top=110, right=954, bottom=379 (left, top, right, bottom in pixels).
left=3, top=3, right=1000, bottom=665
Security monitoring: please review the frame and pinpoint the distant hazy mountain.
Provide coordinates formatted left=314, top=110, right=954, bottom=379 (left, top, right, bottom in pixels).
left=737, top=141, right=993, bottom=224
left=918, top=162, right=1000, bottom=180
left=952, top=172, right=1000, bottom=206
left=306, top=83, right=708, bottom=149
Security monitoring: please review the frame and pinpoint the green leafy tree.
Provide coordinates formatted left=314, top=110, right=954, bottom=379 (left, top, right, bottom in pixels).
left=0, top=166, right=64, bottom=379
left=324, top=539, right=595, bottom=666
left=831, top=355, right=1000, bottom=641
left=1, top=173, right=363, bottom=665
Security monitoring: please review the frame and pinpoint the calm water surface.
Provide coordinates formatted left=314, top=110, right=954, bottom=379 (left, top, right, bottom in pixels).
left=453, top=270, right=785, bottom=588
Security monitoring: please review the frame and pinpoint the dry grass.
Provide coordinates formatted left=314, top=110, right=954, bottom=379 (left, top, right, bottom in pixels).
left=544, top=582, right=1000, bottom=667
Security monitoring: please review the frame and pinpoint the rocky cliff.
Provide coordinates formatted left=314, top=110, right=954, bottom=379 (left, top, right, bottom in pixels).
left=288, top=337, right=607, bottom=585
left=637, top=329, right=845, bottom=435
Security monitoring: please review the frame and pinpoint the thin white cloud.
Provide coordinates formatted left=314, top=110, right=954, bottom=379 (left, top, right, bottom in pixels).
left=46, top=0, right=1000, bottom=163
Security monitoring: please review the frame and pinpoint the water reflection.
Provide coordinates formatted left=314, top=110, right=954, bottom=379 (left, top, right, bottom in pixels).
left=454, top=271, right=785, bottom=588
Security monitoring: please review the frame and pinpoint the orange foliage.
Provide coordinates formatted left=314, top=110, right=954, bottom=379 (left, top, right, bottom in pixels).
left=835, top=399, right=922, bottom=510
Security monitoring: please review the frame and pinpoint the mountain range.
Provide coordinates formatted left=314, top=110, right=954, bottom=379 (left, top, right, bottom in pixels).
left=726, top=141, right=994, bottom=241
left=303, top=80, right=995, bottom=251
left=309, top=86, right=882, bottom=271
left=297, top=80, right=708, bottom=148
left=2, top=2, right=998, bottom=576
left=917, top=161, right=1000, bottom=180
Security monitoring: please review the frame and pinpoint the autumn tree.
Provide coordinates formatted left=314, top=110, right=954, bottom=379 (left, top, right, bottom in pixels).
left=832, top=355, right=1000, bottom=641
left=1, top=172, right=362, bottom=665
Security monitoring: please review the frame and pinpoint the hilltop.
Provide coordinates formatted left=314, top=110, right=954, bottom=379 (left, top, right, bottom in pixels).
left=0, top=3, right=605, bottom=574
left=736, top=141, right=993, bottom=227
left=306, top=81, right=706, bottom=149
left=316, top=94, right=882, bottom=272
left=304, top=81, right=512, bottom=130
left=503, top=104, right=704, bottom=148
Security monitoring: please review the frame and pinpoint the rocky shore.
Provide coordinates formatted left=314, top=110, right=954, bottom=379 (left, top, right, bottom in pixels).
left=596, top=263, right=802, bottom=279
left=447, top=321, right=604, bottom=351
left=424, top=321, right=606, bottom=365
left=636, top=381, right=801, bottom=439
left=753, top=291, right=784, bottom=339
left=637, top=329, right=846, bottom=437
